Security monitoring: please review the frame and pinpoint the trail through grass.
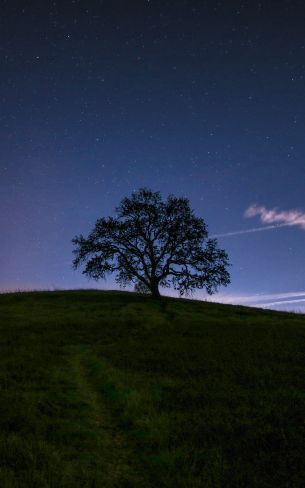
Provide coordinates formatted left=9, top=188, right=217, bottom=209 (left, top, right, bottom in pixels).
left=1, top=290, right=305, bottom=486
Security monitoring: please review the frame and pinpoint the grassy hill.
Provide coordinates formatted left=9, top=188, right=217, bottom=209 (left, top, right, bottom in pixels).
left=1, top=290, right=305, bottom=487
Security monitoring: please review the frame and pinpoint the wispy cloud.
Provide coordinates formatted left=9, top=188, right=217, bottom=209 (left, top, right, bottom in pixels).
left=209, top=291, right=305, bottom=311
left=211, top=223, right=289, bottom=238
left=245, top=204, right=305, bottom=229
left=212, top=204, right=305, bottom=238
left=209, top=291, right=305, bottom=304
left=255, top=298, right=305, bottom=308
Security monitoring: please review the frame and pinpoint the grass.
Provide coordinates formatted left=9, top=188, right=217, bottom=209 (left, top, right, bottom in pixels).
left=1, top=290, right=305, bottom=487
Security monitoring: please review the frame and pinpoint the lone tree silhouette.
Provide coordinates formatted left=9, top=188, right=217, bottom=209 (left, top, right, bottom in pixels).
left=72, top=188, right=230, bottom=298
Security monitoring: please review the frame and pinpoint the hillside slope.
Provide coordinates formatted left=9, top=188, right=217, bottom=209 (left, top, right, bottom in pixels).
left=1, top=290, right=305, bottom=487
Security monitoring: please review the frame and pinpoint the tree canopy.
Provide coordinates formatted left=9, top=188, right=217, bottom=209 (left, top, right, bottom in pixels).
left=72, top=188, right=230, bottom=297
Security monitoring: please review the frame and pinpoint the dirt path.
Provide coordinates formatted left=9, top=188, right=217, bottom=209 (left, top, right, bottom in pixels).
left=67, top=346, right=146, bottom=487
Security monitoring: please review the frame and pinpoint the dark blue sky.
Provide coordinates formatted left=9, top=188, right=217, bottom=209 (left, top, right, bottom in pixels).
left=2, top=0, right=305, bottom=310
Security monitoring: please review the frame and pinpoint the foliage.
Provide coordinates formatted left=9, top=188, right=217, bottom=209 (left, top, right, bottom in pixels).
left=134, top=280, right=151, bottom=294
left=72, top=188, right=230, bottom=297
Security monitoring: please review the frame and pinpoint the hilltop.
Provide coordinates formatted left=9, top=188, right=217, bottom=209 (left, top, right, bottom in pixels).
left=1, top=290, right=305, bottom=487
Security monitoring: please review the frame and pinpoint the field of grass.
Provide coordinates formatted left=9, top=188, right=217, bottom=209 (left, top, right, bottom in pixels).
left=1, top=290, right=305, bottom=487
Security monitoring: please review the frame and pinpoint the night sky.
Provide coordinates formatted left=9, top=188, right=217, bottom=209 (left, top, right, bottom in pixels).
left=2, top=0, right=305, bottom=311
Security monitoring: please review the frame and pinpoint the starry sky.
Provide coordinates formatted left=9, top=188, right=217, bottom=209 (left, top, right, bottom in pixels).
left=2, top=0, right=305, bottom=311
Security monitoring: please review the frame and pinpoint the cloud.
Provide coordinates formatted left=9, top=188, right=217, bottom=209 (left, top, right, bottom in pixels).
left=211, top=223, right=289, bottom=238
left=255, top=298, right=305, bottom=308
left=211, top=204, right=305, bottom=238
left=210, top=291, right=305, bottom=304
left=209, top=291, right=305, bottom=311
left=245, top=204, right=305, bottom=229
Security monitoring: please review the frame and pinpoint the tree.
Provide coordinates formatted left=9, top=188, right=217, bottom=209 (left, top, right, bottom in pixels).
left=134, top=280, right=151, bottom=294
left=72, top=188, right=230, bottom=298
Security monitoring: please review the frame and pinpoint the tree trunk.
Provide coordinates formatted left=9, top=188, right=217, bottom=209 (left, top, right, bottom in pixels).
left=151, top=281, right=161, bottom=298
